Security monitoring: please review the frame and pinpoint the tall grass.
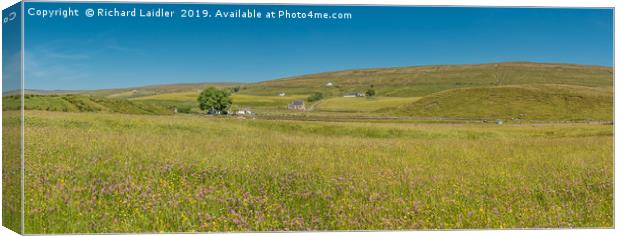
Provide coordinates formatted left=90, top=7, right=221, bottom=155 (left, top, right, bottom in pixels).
left=22, top=111, right=612, bottom=233
left=2, top=110, right=22, bottom=233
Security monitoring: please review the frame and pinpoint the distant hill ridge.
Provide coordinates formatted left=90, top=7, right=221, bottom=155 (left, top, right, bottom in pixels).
left=18, top=62, right=612, bottom=99
left=238, top=62, right=612, bottom=97
left=6, top=62, right=613, bottom=121
left=22, top=83, right=243, bottom=99
left=3, top=94, right=173, bottom=115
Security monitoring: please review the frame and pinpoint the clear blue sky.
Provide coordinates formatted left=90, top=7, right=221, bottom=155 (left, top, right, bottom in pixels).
left=24, top=2, right=613, bottom=90
left=2, top=2, right=21, bottom=93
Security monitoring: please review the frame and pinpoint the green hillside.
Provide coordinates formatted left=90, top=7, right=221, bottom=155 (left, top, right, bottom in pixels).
left=395, top=84, right=613, bottom=121
left=84, top=83, right=243, bottom=99
left=4, top=95, right=173, bottom=115
left=238, top=62, right=612, bottom=97
left=11, top=62, right=613, bottom=121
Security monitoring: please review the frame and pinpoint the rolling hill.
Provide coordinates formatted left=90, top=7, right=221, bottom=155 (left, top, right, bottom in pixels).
left=3, top=95, right=173, bottom=115
left=8, top=62, right=613, bottom=121
left=21, top=83, right=244, bottom=99
left=395, top=84, right=613, bottom=121
left=86, top=82, right=243, bottom=99
left=237, top=62, right=613, bottom=97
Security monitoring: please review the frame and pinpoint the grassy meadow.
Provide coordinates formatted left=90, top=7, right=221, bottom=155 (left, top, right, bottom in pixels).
left=22, top=110, right=612, bottom=233
left=399, top=84, right=613, bottom=121
left=2, top=110, right=22, bottom=233
left=9, top=62, right=614, bottom=233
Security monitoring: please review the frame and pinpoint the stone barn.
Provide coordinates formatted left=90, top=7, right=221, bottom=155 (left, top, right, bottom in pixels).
left=288, top=100, right=305, bottom=110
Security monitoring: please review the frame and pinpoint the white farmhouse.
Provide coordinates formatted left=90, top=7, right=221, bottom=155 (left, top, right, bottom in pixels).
left=343, top=92, right=366, bottom=97
left=236, top=107, right=254, bottom=116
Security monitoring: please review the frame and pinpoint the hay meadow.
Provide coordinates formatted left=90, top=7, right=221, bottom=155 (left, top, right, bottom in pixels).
left=4, top=62, right=613, bottom=233
left=22, top=110, right=612, bottom=233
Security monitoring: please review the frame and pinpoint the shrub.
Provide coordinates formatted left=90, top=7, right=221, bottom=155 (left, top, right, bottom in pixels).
left=366, top=89, right=376, bottom=97
left=307, top=92, right=324, bottom=102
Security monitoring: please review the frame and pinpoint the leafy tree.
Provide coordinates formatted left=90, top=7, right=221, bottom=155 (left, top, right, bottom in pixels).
left=365, top=89, right=376, bottom=97
left=307, top=92, right=324, bottom=102
left=197, top=87, right=232, bottom=113
left=230, top=86, right=241, bottom=93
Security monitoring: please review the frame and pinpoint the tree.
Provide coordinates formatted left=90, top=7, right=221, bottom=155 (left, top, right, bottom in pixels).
left=365, top=89, right=376, bottom=97
left=307, top=92, right=324, bottom=102
left=197, top=87, right=232, bottom=114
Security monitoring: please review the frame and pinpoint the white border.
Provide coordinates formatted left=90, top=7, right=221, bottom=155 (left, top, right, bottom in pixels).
left=0, top=1, right=617, bottom=236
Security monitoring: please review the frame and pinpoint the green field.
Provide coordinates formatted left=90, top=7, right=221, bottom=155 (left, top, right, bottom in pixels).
left=130, top=93, right=310, bottom=113
left=315, top=97, right=420, bottom=113
left=229, top=94, right=308, bottom=108
left=398, top=84, right=613, bottom=121
left=2, top=110, right=21, bottom=233
left=22, top=111, right=612, bottom=233
left=8, top=62, right=614, bottom=233
left=4, top=95, right=173, bottom=115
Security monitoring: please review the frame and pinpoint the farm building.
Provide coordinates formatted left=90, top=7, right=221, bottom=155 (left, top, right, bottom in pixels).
left=343, top=92, right=365, bottom=97
left=235, top=107, right=254, bottom=116
left=278, top=92, right=286, bottom=96
left=207, top=108, right=223, bottom=115
left=288, top=100, right=305, bottom=110
left=326, top=82, right=333, bottom=86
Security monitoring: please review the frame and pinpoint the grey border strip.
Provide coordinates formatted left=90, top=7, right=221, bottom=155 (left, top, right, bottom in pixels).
left=20, top=0, right=25, bottom=234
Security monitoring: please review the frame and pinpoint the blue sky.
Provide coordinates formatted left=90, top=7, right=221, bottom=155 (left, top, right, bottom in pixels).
left=24, top=2, right=613, bottom=90
left=2, top=2, right=21, bottom=93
